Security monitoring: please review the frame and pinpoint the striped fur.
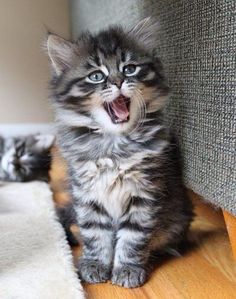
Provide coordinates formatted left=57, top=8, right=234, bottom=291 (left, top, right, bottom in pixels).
left=0, top=135, right=54, bottom=182
left=47, top=18, right=193, bottom=288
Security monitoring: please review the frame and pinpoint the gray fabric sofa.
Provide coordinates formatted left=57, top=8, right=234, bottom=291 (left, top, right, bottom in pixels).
left=70, top=0, right=236, bottom=215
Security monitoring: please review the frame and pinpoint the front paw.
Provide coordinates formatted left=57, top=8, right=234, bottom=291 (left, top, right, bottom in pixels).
left=112, top=264, right=147, bottom=288
left=77, top=258, right=111, bottom=284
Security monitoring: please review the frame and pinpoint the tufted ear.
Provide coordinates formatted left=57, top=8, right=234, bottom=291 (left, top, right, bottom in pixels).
left=128, top=17, right=158, bottom=50
left=34, top=134, right=55, bottom=151
left=46, top=34, right=76, bottom=75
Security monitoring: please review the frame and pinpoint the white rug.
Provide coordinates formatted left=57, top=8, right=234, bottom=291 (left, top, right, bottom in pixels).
left=0, top=181, right=85, bottom=299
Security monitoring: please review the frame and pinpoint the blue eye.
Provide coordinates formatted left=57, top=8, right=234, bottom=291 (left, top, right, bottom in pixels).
left=88, top=71, right=105, bottom=82
left=123, top=64, right=137, bottom=76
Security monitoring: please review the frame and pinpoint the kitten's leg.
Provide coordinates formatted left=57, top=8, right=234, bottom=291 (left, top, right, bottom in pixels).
left=112, top=195, right=192, bottom=288
left=112, top=197, right=158, bottom=288
left=57, top=204, right=79, bottom=247
left=76, top=201, right=114, bottom=283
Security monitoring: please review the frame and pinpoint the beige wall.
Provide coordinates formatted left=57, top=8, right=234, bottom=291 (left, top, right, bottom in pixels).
left=0, top=0, right=70, bottom=124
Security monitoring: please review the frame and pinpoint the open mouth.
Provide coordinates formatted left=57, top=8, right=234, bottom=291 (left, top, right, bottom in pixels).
left=103, top=95, right=130, bottom=124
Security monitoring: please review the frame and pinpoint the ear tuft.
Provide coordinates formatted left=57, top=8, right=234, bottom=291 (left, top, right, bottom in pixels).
left=46, top=34, right=75, bottom=75
left=34, top=134, right=55, bottom=151
left=129, top=17, right=158, bottom=50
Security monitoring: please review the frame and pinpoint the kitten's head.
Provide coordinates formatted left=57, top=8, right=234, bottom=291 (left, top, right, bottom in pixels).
left=47, top=18, right=169, bottom=134
left=0, top=134, right=55, bottom=182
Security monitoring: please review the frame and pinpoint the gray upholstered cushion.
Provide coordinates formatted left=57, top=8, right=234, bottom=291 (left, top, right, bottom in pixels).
left=70, top=0, right=236, bottom=215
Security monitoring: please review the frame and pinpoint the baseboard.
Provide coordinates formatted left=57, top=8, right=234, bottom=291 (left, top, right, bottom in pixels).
left=0, top=123, right=55, bottom=137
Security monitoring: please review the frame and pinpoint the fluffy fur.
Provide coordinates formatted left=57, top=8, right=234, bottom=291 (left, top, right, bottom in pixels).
left=0, top=134, right=54, bottom=182
left=47, top=18, right=193, bottom=288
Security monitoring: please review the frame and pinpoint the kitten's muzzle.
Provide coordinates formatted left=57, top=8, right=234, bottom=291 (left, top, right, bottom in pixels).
left=12, top=158, right=21, bottom=168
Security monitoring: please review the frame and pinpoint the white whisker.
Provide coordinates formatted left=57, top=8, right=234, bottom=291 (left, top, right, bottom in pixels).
left=129, top=88, right=147, bottom=135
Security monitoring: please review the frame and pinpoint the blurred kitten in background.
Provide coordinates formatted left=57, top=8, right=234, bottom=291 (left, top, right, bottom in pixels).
left=0, top=134, right=55, bottom=182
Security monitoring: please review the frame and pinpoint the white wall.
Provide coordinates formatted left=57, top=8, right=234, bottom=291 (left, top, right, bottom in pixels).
left=0, top=0, right=70, bottom=126
left=70, top=0, right=142, bottom=38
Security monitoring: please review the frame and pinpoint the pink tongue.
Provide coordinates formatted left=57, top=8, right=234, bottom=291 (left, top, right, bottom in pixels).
left=110, top=96, right=129, bottom=121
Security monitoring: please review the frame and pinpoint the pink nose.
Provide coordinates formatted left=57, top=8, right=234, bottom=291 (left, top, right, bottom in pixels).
left=111, top=79, right=124, bottom=88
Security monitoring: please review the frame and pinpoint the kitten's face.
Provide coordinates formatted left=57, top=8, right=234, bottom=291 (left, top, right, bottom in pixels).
left=0, top=135, right=54, bottom=182
left=47, top=19, right=168, bottom=134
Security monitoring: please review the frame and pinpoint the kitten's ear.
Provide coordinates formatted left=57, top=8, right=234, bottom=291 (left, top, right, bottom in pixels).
left=34, top=134, right=55, bottom=151
left=46, top=34, right=76, bottom=75
left=128, top=17, right=157, bottom=50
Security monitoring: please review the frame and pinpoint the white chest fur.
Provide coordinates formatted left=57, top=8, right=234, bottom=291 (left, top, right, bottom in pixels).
left=72, top=152, right=156, bottom=219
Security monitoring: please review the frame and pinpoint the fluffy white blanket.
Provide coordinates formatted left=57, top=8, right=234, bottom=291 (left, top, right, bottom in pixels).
left=0, top=181, right=85, bottom=299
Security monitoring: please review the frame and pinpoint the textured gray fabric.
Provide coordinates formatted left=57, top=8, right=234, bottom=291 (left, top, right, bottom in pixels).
left=70, top=0, right=236, bottom=215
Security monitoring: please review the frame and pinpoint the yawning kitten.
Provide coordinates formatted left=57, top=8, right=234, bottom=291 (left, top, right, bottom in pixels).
left=46, top=18, right=193, bottom=288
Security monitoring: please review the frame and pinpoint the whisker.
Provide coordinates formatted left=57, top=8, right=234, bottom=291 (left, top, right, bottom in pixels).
left=129, top=89, right=146, bottom=135
left=101, top=90, right=112, bottom=95
left=135, top=90, right=147, bottom=131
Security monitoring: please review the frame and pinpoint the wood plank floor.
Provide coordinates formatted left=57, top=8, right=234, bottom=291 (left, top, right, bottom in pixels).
left=50, top=152, right=236, bottom=299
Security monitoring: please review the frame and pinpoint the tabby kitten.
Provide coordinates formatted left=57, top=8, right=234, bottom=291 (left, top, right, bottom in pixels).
left=0, top=134, right=54, bottom=182
left=46, top=18, right=193, bottom=288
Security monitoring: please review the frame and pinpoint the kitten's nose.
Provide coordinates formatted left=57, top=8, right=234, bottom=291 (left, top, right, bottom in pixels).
left=12, top=159, right=20, bottom=167
left=110, top=78, right=124, bottom=88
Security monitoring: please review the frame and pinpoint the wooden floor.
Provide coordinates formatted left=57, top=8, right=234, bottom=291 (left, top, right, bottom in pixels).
left=50, top=153, right=236, bottom=299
